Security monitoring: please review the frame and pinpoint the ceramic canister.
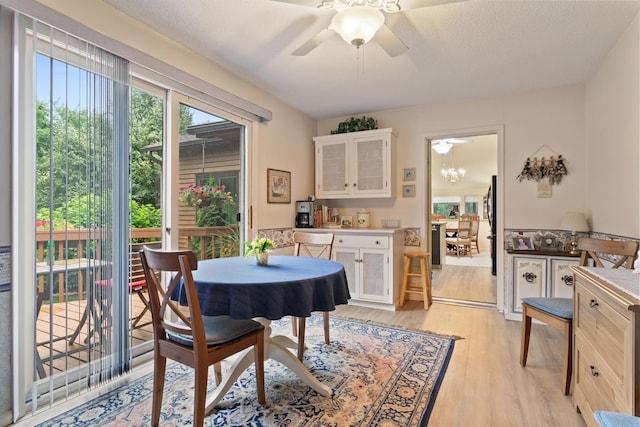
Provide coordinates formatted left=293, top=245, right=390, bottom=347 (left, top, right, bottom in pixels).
left=356, top=209, right=370, bottom=228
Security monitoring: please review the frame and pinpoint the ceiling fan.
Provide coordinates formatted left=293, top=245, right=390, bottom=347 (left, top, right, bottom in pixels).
left=270, top=0, right=464, bottom=57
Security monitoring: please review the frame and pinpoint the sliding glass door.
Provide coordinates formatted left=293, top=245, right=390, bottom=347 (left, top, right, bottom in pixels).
left=174, top=96, right=246, bottom=259
left=14, top=14, right=131, bottom=418
left=12, top=12, right=252, bottom=423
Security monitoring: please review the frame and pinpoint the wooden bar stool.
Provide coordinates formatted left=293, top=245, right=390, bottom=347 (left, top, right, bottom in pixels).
left=399, top=252, right=433, bottom=310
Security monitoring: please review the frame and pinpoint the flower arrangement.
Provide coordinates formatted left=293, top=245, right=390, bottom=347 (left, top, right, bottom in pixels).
left=178, top=180, right=234, bottom=208
left=244, top=237, right=276, bottom=257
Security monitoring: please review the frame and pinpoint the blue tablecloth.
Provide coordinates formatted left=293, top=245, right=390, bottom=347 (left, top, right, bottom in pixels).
left=177, top=255, right=350, bottom=320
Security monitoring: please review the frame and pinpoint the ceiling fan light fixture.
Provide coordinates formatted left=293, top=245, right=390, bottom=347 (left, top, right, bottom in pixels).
left=329, top=6, right=385, bottom=47
left=432, top=141, right=453, bottom=155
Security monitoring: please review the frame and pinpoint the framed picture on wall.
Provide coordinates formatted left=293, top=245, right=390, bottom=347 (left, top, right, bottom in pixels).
left=267, top=168, right=291, bottom=203
left=403, top=184, right=415, bottom=198
left=403, top=168, right=416, bottom=181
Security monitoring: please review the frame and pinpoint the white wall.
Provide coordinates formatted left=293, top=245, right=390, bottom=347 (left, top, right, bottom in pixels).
left=318, top=84, right=588, bottom=233
left=585, top=12, right=640, bottom=237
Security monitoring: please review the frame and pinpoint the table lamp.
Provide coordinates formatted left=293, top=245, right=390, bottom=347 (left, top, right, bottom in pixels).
left=560, top=212, right=589, bottom=255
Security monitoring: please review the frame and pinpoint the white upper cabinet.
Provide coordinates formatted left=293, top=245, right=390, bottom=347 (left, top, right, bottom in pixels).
left=314, top=128, right=396, bottom=199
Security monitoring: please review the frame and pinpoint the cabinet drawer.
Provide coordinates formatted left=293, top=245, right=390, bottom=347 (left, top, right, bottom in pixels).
left=575, top=331, right=623, bottom=414
left=334, top=235, right=389, bottom=249
left=575, top=281, right=630, bottom=380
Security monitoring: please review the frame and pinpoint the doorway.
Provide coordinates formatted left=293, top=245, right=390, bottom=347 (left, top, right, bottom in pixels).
left=424, top=127, right=504, bottom=309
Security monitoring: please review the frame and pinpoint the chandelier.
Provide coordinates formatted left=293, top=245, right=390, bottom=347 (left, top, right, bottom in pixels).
left=441, top=166, right=466, bottom=183
left=440, top=145, right=465, bottom=183
left=321, top=1, right=401, bottom=48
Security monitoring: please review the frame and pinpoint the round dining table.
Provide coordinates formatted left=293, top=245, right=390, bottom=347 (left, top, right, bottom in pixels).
left=178, top=255, right=350, bottom=412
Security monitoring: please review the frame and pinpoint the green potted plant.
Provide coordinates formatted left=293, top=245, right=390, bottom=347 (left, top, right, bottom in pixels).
left=331, top=116, right=378, bottom=134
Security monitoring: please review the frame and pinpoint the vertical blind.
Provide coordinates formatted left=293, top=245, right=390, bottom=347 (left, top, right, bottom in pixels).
left=14, top=12, right=130, bottom=415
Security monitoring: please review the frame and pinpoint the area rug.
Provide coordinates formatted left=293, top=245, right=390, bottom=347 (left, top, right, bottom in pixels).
left=39, top=316, right=456, bottom=426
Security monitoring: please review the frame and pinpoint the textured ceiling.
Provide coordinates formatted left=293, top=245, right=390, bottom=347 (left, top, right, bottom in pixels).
left=101, top=0, right=639, bottom=119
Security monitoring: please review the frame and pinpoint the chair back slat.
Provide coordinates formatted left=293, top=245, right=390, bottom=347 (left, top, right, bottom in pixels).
left=139, top=247, right=203, bottom=346
left=293, top=232, right=334, bottom=260
left=130, top=241, right=161, bottom=285
left=577, top=237, right=638, bottom=269
left=456, top=221, right=472, bottom=240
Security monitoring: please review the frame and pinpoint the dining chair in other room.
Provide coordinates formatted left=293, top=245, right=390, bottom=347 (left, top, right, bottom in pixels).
left=139, top=247, right=265, bottom=427
left=445, top=219, right=473, bottom=257
left=520, top=237, right=638, bottom=395
left=291, top=231, right=334, bottom=361
left=469, top=215, right=480, bottom=254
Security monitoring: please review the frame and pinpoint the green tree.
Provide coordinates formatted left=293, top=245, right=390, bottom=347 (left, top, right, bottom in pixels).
left=36, top=91, right=193, bottom=231
left=36, top=100, right=112, bottom=213
left=129, top=89, right=193, bottom=208
left=130, top=89, right=163, bottom=207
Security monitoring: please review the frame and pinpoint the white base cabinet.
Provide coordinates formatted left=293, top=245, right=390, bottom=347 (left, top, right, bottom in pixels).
left=299, top=228, right=404, bottom=310
left=505, top=251, right=580, bottom=321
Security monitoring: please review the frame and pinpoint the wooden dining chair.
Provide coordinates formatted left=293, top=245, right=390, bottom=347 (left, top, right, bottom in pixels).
left=291, top=231, right=334, bottom=360
left=139, top=247, right=265, bottom=427
left=469, top=215, right=480, bottom=253
left=520, top=237, right=638, bottom=395
left=445, top=219, right=473, bottom=257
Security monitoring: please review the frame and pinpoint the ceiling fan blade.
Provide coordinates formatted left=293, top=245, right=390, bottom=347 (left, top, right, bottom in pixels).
left=269, top=0, right=322, bottom=8
left=292, top=28, right=335, bottom=56
left=434, top=138, right=472, bottom=144
left=400, top=0, right=468, bottom=10
left=375, top=24, right=408, bottom=57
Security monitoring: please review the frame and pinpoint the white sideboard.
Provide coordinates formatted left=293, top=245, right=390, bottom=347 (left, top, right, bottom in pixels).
left=504, top=251, right=581, bottom=321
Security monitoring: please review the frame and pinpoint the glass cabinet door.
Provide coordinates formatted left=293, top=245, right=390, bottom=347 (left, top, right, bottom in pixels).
left=360, top=250, right=389, bottom=301
left=353, top=135, right=387, bottom=195
left=316, top=140, right=349, bottom=196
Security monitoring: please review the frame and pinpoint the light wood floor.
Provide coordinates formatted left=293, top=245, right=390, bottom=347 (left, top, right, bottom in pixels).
left=432, top=264, right=497, bottom=304
left=334, top=292, right=586, bottom=426
left=38, top=271, right=586, bottom=426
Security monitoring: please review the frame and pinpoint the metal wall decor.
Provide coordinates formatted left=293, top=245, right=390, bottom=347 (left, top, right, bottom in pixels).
left=516, top=144, right=568, bottom=185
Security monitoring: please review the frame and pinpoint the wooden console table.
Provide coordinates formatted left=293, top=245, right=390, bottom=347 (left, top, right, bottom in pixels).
left=572, top=266, right=640, bottom=427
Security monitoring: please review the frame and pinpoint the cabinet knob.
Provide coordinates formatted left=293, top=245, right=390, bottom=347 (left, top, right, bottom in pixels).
left=522, top=272, right=537, bottom=283
left=590, top=365, right=599, bottom=377
left=344, top=183, right=348, bottom=187
left=338, top=239, right=343, bottom=243
left=589, top=299, right=599, bottom=309
left=353, top=183, right=357, bottom=187
left=561, top=274, right=574, bottom=286
left=375, top=241, right=380, bottom=245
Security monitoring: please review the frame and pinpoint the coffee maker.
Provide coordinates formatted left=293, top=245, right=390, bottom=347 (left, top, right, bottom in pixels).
left=295, top=201, right=314, bottom=228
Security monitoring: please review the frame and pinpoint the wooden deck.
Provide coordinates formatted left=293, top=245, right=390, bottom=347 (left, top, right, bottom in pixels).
left=36, top=295, right=154, bottom=377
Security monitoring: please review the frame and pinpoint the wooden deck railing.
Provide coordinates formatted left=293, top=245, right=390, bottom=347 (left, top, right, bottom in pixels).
left=36, top=226, right=238, bottom=302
